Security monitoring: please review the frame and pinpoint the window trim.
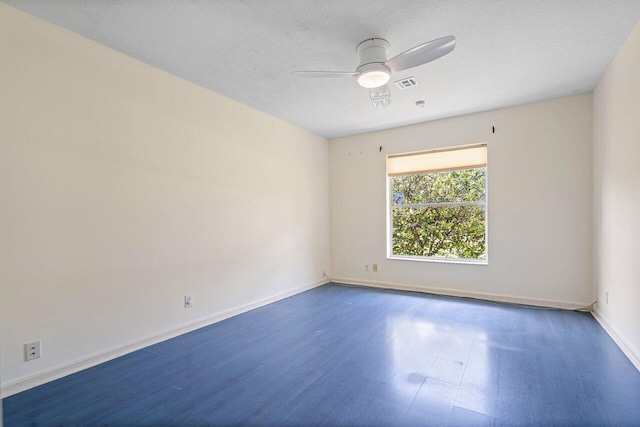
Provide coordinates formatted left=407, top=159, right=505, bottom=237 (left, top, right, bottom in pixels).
left=386, top=144, right=489, bottom=264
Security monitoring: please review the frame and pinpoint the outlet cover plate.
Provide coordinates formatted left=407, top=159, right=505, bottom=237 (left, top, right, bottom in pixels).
left=25, top=341, right=41, bottom=361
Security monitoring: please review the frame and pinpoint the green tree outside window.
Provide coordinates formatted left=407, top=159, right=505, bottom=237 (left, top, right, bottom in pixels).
left=390, top=168, right=486, bottom=260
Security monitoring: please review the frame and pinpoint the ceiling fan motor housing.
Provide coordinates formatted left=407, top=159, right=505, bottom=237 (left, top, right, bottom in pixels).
left=356, top=38, right=391, bottom=87
left=356, top=38, right=390, bottom=67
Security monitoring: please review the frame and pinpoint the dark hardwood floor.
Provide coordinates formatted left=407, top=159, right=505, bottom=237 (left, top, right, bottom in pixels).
left=4, top=283, right=640, bottom=426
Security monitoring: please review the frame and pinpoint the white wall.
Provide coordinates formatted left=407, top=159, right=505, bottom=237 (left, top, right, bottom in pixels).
left=0, top=4, right=329, bottom=395
left=593, top=21, right=640, bottom=367
left=330, top=94, right=593, bottom=307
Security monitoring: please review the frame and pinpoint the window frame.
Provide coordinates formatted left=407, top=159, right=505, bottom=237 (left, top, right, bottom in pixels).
left=386, top=144, right=489, bottom=265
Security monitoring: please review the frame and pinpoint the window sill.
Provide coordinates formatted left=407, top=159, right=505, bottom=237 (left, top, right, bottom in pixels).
left=387, top=255, right=488, bottom=265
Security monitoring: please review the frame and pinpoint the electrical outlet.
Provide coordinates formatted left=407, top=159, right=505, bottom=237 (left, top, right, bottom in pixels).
left=184, top=294, right=193, bottom=308
left=25, top=341, right=41, bottom=361
left=372, top=263, right=378, bottom=272
left=605, top=292, right=609, bottom=304
left=364, top=264, right=370, bottom=272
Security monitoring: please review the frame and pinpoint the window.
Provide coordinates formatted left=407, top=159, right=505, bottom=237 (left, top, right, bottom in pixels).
left=387, top=144, right=487, bottom=263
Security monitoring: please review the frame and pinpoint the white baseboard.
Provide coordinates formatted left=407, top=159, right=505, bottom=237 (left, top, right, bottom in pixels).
left=1, top=278, right=328, bottom=398
left=592, top=308, right=640, bottom=372
left=331, top=277, right=590, bottom=310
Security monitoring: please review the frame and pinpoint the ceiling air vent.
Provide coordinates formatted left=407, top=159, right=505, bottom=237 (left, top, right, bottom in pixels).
left=394, top=77, right=418, bottom=89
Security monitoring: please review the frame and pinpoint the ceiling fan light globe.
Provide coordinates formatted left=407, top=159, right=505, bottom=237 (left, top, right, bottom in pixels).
left=370, top=85, right=391, bottom=108
left=357, top=70, right=390, bottom=88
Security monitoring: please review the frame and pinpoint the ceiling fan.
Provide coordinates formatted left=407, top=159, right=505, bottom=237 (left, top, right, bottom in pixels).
left=291, top=36, right=456, bottom=107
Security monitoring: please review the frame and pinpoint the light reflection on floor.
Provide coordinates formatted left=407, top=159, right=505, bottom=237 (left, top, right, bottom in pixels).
left=388, top=315, right=491, bottom=416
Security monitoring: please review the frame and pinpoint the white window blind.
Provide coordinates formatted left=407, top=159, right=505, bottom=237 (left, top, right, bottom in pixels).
left=387, top=144, right=487, bottom=176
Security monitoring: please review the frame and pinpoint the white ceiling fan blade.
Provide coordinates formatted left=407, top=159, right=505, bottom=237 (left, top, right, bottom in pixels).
left=385, top=35, right=456, bottom=73
left=290, top=71, right=356, bottom=78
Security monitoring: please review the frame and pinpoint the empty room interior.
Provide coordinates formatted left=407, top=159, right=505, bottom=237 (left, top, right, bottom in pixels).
left=1, top=1, right=640, bottom=425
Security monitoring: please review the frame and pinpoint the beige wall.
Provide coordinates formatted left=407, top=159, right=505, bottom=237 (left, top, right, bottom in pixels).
left=593, top=21, right=640, bottom=366
left=330, top=94, right=593, bottom=307
left=0, top=4, right=330, bottom=394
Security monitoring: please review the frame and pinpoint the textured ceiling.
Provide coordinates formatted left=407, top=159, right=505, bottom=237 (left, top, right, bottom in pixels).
left=4, top=0, right=640, bottom=139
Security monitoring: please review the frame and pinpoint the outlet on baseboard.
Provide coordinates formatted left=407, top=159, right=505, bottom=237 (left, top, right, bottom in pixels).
left=364, top=264, right=370, bottom=272
left=25, top=341, right=41, bottom=361
left=185, top=294, right=193, bottom=308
